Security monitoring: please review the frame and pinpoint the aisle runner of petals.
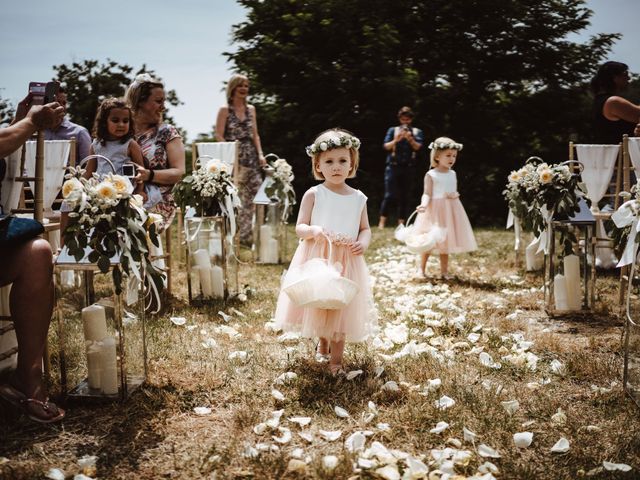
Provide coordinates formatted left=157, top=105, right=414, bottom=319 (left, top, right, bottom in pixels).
left=176, top=243, right=632, bottom=479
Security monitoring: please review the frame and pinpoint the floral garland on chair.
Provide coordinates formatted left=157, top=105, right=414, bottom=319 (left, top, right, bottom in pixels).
left=611, top=180, right=640, bottom=266
left=61, top=167, right=165, bottom=309
left=263, top=154, right=296, bottom=222
left=503, top=157, right=586, bottom=255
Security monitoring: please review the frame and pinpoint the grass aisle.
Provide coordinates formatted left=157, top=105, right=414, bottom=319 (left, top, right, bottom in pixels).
left=1, top=228, right=638, bottom=479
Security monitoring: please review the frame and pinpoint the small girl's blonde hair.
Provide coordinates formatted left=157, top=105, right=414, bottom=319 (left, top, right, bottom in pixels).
left=226, top=74, right=249, bottom=105
left=308, top=128, right=361, bottom=180
left=429, top=136, right=463, bottom=168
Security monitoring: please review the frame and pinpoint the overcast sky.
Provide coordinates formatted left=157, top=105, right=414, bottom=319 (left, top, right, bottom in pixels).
left=1, top=0, right=638, bottom=141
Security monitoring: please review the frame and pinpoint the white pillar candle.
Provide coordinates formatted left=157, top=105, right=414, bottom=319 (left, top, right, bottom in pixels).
left=563, top=255, right=581, bottom=310
left=193, top=248, right=212, bottom=269
left=265, top=238, right=279, bottom=263
left=82, top=305, right=108, bottom=342
left=208, top=234, right=222, bottom=257
left=211, top=265, right=225, bottom=299
left=100, top=337, right=119, bottom=395
left=554, top=274, right=569, bottom=311
left=260, top=225, right=273, bottom=262
left=190, top=265, right=201, bottom=296
left=47, top=230, right=61, bottom=253
left=525, top=239, right=543, bottom=271
left=199, top=266, right=213, bottom=297
left=60, top=270, right=76, bottom=288
left=86, top=343, right=102, bottom=390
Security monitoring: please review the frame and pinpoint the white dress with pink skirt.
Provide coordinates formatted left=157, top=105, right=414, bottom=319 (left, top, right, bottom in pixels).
left=274, top=184, right=377, bottom=342
left=414, top=169, right=477, bottom=254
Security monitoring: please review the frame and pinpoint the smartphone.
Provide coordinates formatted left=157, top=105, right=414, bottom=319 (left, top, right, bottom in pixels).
left=28, top=81, right=60, bottom=105
left=122, top=164, right=137, bottom=178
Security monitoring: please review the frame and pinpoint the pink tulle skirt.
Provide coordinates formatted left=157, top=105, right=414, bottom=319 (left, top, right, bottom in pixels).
left=414, top=198, right=477, bottom=254
left=275, top=238, right=377, bottom=342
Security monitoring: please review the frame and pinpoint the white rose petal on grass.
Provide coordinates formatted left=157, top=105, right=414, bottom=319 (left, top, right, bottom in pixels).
left=435, top=395, right=456, bottom=410
left=358, top=457, right=376, bottom=469
left=271, top=389, right=285, bottom=401
left=194, top=406, right=211, bottom=415
left=550, top=437, right=570, bottom=453
left=377, top=423, right=391, bottom=432
left=299, top=431, right=314, bottom=443
left=275, top=372, right=298, bottom=385
left=406, top=456, right=429, bottom=477
left=287, top=459, right=307, bottom=472
left=290, top=448, right=304, bottom=459
left=288, top=416, right=311, bottom=427
left=45, top=469, right=66, bottom=480
left=368, top=401, right=378, bottom=414
left=228, top=350, right=248, bottom=361
left=346, top=369, right=363, bottom=380
left=201, top=338, right=217, bottom=349
left=501, top=400, right=520, bottom=415
left=322, top=455, right=339, bottom=471
left=230, top=307, right=245, bottom=318
left=253, top=423, right=267, bottom=435
left=513, top=432, right=533, bottom=448
left=375, top=464, right=401, bottom=480
left=430, top=421, right=450, bottom=434
left=551, top=408, right=567, bottom=425
left=169, top=316, right=187, bottom=326
left=602, top=461, right=632, bottom=472
left=550, top=359, right=565, bottom=374
left=382, top=381, right=400, bottom=392
left=218, top=311, right=232, bottom=322
left=375, top=366, right=385, bottom=378
left=266, top=409, right=285, bottom=428
left=478, top=462, right=500, bottom=475
left=478, top=444, right=501, bottom=458
left=272, top=427, right=292, bottom=444
left=345, top=431, right=367, bottom=453
left=334, top=406, right=350, bottom=418
left=319, top=430, right=342, bottom=441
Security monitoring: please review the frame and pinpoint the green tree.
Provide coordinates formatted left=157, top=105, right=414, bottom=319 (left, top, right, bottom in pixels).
left=227, top=0, right=618, bottom=224
left=0, top=92, right=14, bottom=128
left=52, top=59, right=185, bottom=138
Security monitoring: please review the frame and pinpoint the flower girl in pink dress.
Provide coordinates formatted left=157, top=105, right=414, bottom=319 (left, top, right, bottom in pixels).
left=414, top=137, right=477, bottom=278
left=274, top=128, right=377, bottom=374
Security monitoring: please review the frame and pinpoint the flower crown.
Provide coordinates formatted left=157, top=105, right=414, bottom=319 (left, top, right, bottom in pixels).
left=428, top=140, right=463, bottom=151
left=305, top=134, right=361, bottom=157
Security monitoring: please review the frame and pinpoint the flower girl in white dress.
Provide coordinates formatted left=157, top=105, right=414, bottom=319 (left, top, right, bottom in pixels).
left=274, top=128, right=377, bottom=374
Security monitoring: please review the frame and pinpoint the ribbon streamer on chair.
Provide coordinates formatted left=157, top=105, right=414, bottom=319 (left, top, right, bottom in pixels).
left=536, top=206, right=553, bottom=254
left=612, top=200, right=640, bottom=267
left=506, top=210, right=522, bottom=251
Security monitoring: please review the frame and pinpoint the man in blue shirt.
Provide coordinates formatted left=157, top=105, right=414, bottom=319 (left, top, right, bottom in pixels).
left=44, top=87, right=91, bottom=163
left=378, top=106, right=424, bottom=228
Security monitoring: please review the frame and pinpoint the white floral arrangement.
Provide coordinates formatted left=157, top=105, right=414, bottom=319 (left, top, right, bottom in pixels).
left=305, top=134, right=361, bottom=157
left=428, top=141, right=463, bottom=151
left=611, top=180, right=640, bottom=266
left=264, top=154, right=296, bottom=221
left=61, top=167, right=165, bottom=304
left=173, top=157, right=241, bottom=217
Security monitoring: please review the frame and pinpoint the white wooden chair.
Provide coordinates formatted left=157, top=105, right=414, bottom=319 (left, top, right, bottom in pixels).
left=192, top=141, right=239, bottom=183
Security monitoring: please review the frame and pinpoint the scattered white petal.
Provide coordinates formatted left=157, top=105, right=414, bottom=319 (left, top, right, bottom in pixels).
left=550, top=437, right=570, bottom=453
left=521, top=420, right=535, bottom=428
left=230, top=307, right=246, bottom=318
left=253, top=423, right=267, bottom=435
left=513, top=432, right=533, bottom=448
left=478, top=461, right=500, bottom=474
left=358, top=457, right=376, bottom=469
left=201, top=338, right=217, bottom=349
left=271, top=389, right=285, bottom=401
left=287, top=459, right=307, bottom=472
left=45, top=469, right=65, bottom=480
left=603, top=461, right=632, bottom=472
left=377, top=423, right=391, bottom=432
left=218, top=311, right=232, bottom=322
left=170, top=316, right=186, bottom=326
left=275, top=372, right=298, bottom=385
left=322, top=455, right=339, bottom=471
left=288, top=416, right=311, bottom=427
left=264, top=320, right=279, bottom=332
left=265, top=409, right=284, bottom=428
left=382, top=381, right=400, bottom=392
left=501, top=400, right=520, bottom=415
left=186, top=325, right=197, bottom=331
left=463, top=427, right=478, bottom=443
left=299, top=431, right=314, bottom=442
left=74, top=475, right=93, bottom=480
left=368, top=401, right=379, bottom=414
left=277, top=332, right=301, bottom=343
left=585, top=425, right=601, bottom=432
left=290, top=448, right=304, bottom=459
left=430, top=421, right=449, bottom=434
left=345, top=431, right=367, bottom=453
left=194, top=406, right=211, bottom=415
left=551, top=408, right=567, bottom=426
left=375, top=366, right=385, bottom=378
left=319, top=430, right=342, bottom=441
left=478, top=444, right=501, bottom=458
left=272, top=427, right=292, bottom=444
left=406, top=456, right=429, bottom=477
left=334, top=406, right=350, bottom=418
left=435, top=395, right=456, bottom=410
left=228, top=350, right=248, bottom=361
left=346, top=369, right=363, bottom=380
left=447, top=437, right=462, bottom=448
left=550, top=359, right=565, bottom=374
left=375, top=464, right=400, bottom=480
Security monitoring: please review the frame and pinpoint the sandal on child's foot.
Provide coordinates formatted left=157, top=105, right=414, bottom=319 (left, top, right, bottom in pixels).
left=328, top=364, right=345, bottom=376
left=315, top=343, right=330, bottom=363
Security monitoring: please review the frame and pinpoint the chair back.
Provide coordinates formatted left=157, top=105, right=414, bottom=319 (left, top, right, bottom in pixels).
left=192, top=141, right=239, bottom=183
left=569, top=142, right=622, bottom=209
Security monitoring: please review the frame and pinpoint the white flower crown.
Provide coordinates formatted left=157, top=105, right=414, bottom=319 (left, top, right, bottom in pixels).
left=428, top=141, right=463, bottom=151
left=305, top=134, right=361, bottom=157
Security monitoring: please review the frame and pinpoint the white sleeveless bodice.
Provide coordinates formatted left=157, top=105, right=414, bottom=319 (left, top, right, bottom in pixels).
left=310, top=184, right=367, bottom=240
left=427, top=169, right=457, bottom=199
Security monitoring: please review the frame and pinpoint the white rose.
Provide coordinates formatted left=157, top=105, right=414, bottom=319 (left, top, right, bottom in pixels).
left=319, top=142, right=328, bottom=151
left=95, top=181, right=118, bottom=200
left=111, top=175, right=133, bottom=195
left=62, top=178, right=83, bottom=198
